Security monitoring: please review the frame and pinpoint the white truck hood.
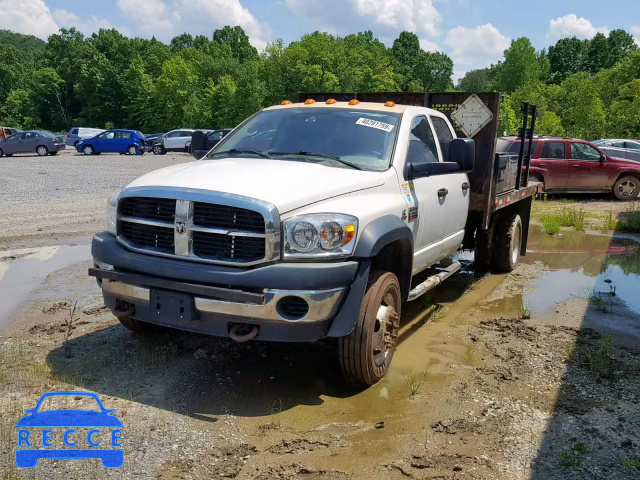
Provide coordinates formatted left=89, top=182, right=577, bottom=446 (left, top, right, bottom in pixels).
left=126, top=158, right=386, bottom=213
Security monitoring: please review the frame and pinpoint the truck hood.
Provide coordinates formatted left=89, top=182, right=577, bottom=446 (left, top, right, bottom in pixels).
left=126, top=158, right=386, bottom=213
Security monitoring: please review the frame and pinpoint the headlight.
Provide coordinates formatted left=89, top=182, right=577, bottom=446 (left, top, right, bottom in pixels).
left=107, top=196, right=118, bottom=236
left=284, top=214, right=357, bottom=259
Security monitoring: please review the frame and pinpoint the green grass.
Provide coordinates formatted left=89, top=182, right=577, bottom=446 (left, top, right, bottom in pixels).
left=518, top=302, right=531, bottom=319
left=542, top=217, right=561, bottom=234
left=558, top=436, right=589, bottom=469
left=570, top=334, right=614, bottom=381
left=406, top=371, right=425, bottom=399
left=590, top=293, right=615, bottom=313
left=619, top=458, right=640, bottom=472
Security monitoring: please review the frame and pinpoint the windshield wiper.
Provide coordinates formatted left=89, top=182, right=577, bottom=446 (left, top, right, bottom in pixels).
left=208, top=148, right=271, bottom=159
left=268, top=151, right=363, bottom=170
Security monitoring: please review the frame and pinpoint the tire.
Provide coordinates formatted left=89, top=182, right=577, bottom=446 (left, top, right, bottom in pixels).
left=74, top=141, right=79, bottom=147
left=474, top=227, right=492, bottom=272
left=83, top=145, right=94, bottom=155
left=338, top=270, right=402, bottom=385
left=117, top=316, right=155, bottom=335
left=492, top=213, right=522, bottom=273
left=153, top=145, right=165, bottom=155
left=613, top=175, right=639, bottom=201
left=36, top=145, right=48, bottom=156
left=127, top=145, right=137, bottom=155
left=0, top=148, right=3, bottom=157
left=5, top=154, right=12, bottom=157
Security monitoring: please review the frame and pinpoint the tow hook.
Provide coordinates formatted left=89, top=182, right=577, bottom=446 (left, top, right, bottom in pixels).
left=114, top=300, right=134, bottom=317
left=229, top=324, right=259, bottom=343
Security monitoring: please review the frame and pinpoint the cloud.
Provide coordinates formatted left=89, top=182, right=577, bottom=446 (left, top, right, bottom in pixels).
left=419, top=38, right=441, bottom=53
left=445, top=23, right=511, bottom=69
left=0, top=0, right=58, bottom=39
left=116, top=0, right=269, bottom=50
left=52, top=9, right=121, bottom=36
left=286, top=0, right=442, bottom=38
left=547, top=14, right=609, bottom=42
left=632, top=26, right=640, bottom=46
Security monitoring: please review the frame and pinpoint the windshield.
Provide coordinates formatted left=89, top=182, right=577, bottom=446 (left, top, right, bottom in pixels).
left=208, top=107, right=401, bottom=171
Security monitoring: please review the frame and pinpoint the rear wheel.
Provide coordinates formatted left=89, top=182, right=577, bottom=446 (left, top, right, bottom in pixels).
left=36, top=145, right=48, bottom=156
left=613, top=176, right=639, bottom=200
left=492, top=213, right=522, bottom=273
left=338, top=270, right=401, bottom=385
left=83, top=145, right=94, bottom=155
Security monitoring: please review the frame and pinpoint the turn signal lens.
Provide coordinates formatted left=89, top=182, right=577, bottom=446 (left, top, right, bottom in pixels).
left=326, top=98, right=337, bottom=104
left=348, top=99, right=360, bottom=105
left=384, top=101, right=396, bottom=107
left=344, top=224, right=356, bottom=245
left=304, top=99, right=316, bottom=105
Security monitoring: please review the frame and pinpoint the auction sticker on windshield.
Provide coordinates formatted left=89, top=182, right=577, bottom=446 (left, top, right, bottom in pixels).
left=356, top=118, right=395, bottom=132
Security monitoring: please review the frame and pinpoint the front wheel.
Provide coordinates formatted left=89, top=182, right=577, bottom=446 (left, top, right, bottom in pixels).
left=153, top=145, right=165, bottom=155
left=36, top=146, right=48, bottom=156
left=117, top=316, right=157, bottom=335
left=83, top=145, right=94, bottom=155
left=613, top=176, right=639, bottom=200
left=127, top=145, right=137, bottom=155
left=493, top=213, right=522, bottom=273
left=338, top=270, right=401, bottom=385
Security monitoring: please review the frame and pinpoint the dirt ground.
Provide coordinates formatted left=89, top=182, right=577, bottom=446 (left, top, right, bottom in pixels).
left=0, top=160, right=639, bottom=480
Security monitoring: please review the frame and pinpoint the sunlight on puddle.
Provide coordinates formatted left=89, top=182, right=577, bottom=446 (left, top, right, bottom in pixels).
left=0, top=245, right=92, bottom=325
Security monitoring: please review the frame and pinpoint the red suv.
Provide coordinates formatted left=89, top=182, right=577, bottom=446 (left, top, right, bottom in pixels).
left=497, top=136, right=640, bottom=200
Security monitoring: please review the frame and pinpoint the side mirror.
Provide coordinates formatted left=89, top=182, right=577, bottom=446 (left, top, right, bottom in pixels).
left=600, top=154, right=606, bottom=163
left=191, top=131, right=208, bottom=159
left=408, top=161, right=431, bottom=179
left=449, top=138, right=475, bottom=172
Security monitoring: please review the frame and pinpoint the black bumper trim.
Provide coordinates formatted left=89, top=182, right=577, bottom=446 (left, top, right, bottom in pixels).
left=89, top=268, right=263, bottom=304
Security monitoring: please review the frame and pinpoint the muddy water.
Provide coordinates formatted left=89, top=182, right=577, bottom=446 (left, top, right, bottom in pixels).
left=0, top=245, right=91, bottom=325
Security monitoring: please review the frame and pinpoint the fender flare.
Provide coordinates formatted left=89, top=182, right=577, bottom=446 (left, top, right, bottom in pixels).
left=328, top=216, right=414, bottom=338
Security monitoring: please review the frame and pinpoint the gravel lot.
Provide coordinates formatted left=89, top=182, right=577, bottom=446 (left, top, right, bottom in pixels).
left=0, top=149, right=191, bottom=249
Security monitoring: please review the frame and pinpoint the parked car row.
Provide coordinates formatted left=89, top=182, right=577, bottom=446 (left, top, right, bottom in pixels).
left=0, top=130, right=66, bottom=157
left=497, top=136, right=640, bottom=200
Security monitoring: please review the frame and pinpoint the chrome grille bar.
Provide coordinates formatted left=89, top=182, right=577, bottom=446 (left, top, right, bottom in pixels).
left=174, top=199, right=193, bottom=256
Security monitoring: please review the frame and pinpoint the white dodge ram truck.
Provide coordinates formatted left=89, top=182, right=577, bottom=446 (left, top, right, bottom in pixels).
left=90, top=96, right=535, bottom=385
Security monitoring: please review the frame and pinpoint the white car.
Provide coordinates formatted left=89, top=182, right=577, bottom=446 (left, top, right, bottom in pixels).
left=66, top=127, right=105, bottom=147
left=151, top=129, right=195, bottom=154
left=89, top=95, right=538, bottom=385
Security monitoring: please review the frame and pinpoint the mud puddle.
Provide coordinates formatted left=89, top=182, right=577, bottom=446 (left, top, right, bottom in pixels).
left=481, top=226, right=640, bottom=338
left=0, top=244, right=91, bottom=325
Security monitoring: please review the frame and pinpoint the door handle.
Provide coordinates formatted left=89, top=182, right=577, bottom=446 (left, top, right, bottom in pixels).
left=438, top=188, right=449, bottom=198
left=462, top=182, right=470, bottom=191
left=572, top=165, right=580, bottom=168
left=538, top=163, right=546, bottom=167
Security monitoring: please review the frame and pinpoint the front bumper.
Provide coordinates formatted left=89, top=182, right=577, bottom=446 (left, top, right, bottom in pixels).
left=91, top=233, right=369, bottom=341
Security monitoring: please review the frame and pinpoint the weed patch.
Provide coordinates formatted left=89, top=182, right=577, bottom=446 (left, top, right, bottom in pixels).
left=568, top=334, right=614, bottom=381
left=558, top=435, right=588, bottom=469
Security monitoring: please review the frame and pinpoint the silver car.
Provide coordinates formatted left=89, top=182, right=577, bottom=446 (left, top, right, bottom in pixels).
left=593, top=139, right=640, bottom=162
left=0, top=131, right=66, bottom=157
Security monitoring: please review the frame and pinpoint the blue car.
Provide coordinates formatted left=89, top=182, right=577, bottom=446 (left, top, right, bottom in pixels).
left=76, top=129, right=146, bottom=156
left=16, top=391, right=123, bottom=468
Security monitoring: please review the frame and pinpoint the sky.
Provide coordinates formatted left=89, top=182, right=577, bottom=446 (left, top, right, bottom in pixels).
left=2, top=0, right=640, bottom=82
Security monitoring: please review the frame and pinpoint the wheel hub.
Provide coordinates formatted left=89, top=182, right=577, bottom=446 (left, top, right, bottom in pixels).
left=373, top=304, right=400, bottom=366
left=619, top=180, right=637, bottom=197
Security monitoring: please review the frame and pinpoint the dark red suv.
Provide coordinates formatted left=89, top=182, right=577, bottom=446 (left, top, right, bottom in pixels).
left=497, top=136, right=640, bottom=200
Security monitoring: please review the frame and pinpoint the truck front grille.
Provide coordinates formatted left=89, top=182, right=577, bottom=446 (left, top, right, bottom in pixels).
left=117, top=196, right=271, bottom=265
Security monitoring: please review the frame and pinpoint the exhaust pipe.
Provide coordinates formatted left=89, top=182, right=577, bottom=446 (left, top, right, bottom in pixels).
left=229, top=324, right=259, bottom=343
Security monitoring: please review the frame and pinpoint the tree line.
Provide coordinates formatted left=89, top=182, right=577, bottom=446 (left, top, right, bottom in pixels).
left=0, top=26, right=638, bottom=140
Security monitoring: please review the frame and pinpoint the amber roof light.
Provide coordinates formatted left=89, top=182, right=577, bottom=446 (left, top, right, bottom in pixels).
left=348, top=99, right=360, bottom=105
left=326, top=98, right=338, bottom=104
left=281, top=100, right=292, bottom=105
left=384, top=101, right=396, bottom=107
left=304, top=99, right=316, bottom=105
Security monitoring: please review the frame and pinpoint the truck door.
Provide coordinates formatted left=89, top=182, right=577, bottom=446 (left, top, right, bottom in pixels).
left=403, top=115, right=447, bottom=274
left=430, top=115, right=469, bottom=254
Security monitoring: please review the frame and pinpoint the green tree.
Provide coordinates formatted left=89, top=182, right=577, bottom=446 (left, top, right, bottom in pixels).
left=457, top=67, right=497, bottom=92
left=213, top=26, right=259, bottom=62
left=548, top=37, right=588, bottom=83
left=414, top=51, right=453, bottom=92
left=497, top=37, right=541, bottom=93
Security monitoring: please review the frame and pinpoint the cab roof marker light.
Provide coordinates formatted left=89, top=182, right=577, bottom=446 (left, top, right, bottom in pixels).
left=384, top=101, right=396, bottom=107
left=348, top=99, right=360, bottom=105
left=281, top=100, right=292, bottom=105
left=326, top=98, right=338, bottom=104
left=304, top=99, right=316, bottom=105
